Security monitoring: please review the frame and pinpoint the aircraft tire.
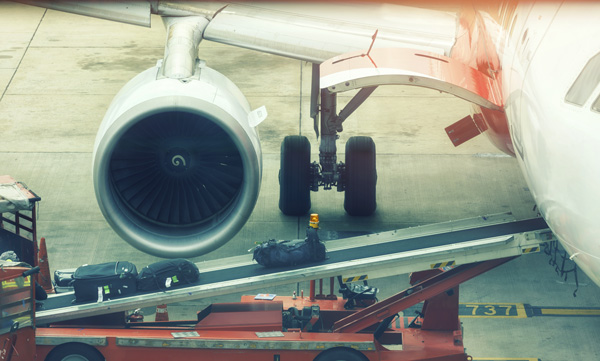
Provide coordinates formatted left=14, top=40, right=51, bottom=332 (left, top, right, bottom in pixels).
left=344, top=136, right=377, bottom=216
left=279, top=135, right=311, bottom=215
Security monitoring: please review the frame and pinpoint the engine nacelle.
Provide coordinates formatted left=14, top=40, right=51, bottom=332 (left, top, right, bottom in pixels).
left=93, top=60, right=262, bottom=258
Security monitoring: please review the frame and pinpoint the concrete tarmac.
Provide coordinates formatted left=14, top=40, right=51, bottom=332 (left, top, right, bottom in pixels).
left=1, top=3, right=599, bottom=360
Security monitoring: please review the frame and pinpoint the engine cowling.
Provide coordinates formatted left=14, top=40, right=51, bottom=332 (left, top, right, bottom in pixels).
left=93, top=61, right=262, bottom=258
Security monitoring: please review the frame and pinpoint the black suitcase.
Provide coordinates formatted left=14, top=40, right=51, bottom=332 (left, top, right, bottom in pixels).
left=253, top=237, right=326, bottom=267
left=72, top=261, right=138, bottom=302
left=54, top=268, right=75, bottom=287
left=137, top=258, right=200, bottom=292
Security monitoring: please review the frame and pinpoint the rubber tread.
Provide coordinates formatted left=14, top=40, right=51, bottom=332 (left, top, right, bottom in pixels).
left=344, top=136, right=377, bottom=216
left=279, top=135, right=311, bottom=215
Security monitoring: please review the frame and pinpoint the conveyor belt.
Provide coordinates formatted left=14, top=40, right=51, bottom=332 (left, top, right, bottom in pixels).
left=36, top=216, right=552, bottom=325
left=208, top=217, right=548, bottom=282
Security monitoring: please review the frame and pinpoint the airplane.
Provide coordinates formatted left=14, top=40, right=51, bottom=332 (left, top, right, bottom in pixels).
left=14, top=1, right=600, bottom=288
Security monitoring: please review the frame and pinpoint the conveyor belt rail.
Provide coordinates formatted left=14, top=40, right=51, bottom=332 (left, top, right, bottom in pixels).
left=36, top=213, right=554, bottom=325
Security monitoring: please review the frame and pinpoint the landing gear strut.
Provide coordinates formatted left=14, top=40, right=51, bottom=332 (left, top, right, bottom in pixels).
left=278, top=64, right=378, bottom=216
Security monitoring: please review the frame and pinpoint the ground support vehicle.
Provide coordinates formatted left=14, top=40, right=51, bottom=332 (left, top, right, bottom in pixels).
left=1, top=176, right=554, bottom=361
left=4, top=257, right=511, bottom=361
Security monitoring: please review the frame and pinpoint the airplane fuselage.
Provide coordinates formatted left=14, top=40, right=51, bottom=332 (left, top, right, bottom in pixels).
left=467, top=2, right=600, bottom=286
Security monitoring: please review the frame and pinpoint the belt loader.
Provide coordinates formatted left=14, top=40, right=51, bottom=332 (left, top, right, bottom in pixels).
left=0, top=176, right=553, bottom=361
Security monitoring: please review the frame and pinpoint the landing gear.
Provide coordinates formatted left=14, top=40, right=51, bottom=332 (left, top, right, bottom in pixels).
left=277, top=135, right=377, bottom=217
left=278, top=64, right=379, bottom=217
left=279, top=135, right=311, bottom=215
left=344, top=136, right=377, bottom=216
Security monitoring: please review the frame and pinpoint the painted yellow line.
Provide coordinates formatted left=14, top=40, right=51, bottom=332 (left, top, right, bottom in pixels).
left=540, top=308, right=600, bottom=316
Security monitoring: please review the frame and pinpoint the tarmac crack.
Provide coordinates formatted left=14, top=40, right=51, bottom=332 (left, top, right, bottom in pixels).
left=0, top=8, right=47, bottom=103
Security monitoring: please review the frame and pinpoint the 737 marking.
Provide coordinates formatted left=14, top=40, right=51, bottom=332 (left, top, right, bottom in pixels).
left=460, top=303, right=527, bottom=318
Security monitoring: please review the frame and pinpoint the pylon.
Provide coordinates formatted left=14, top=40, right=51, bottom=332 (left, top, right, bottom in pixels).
left=155, top=304, right=169, bottom=321
left=38, top=237, right=54, bottom=294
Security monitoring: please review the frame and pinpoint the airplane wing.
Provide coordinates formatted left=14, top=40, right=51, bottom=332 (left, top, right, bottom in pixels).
left=201, top=2, right=458, bottom=62
left=16, top=1, right=459, bottom=62
left=16, top=0, right=153, bottom=26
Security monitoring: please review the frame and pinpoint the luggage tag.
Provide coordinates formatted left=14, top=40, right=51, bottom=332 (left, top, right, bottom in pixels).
left=165, top=276, right=179, bottom=288
left=97, top=285, right=111, bottom=302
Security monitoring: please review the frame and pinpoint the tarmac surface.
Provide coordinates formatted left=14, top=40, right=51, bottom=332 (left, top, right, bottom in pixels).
left=1, top=3, right=599, bottom=360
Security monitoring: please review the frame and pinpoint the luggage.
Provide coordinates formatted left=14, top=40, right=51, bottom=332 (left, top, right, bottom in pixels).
left=253, top=232, right=326, bottom=268
left=53, top=268, right=75, bottom=293
left=137, top=258, right=200, bottom=292
left=54, top=268, right=75, bottom=287
left=338, top=277, right=378, bottom=309
left=72, top=261, right=138, bottom=303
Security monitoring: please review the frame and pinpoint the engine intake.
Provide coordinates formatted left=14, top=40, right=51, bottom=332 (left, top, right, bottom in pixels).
left=93, top=61, right=262, bottom=258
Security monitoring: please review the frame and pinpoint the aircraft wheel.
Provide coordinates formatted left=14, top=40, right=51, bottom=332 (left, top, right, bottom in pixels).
left=344, top=136, right=377, bottom=216
left=46, top=343, right=104, bottom=361
left=314, top=347, right=368, bottom=361
left=279, top=135, right=311, bottom=215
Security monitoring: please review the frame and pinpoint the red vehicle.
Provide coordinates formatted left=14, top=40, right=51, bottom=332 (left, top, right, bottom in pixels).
left=2, top=253, right=485, bottom=361
left=1, top=176, right=547, bottom=361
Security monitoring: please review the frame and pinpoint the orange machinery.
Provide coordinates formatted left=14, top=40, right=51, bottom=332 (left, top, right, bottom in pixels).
left=1, top=176, right=521, bottom=361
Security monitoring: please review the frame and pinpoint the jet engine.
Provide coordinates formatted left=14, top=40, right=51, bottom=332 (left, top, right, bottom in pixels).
left=92, top=60, right=262, bottom=258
